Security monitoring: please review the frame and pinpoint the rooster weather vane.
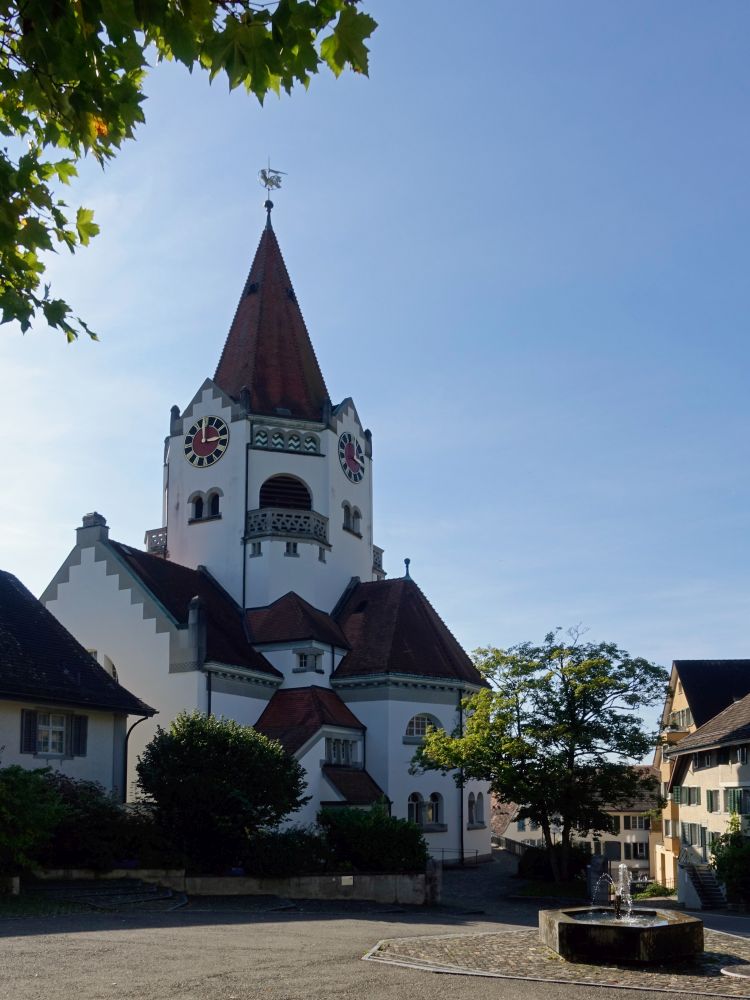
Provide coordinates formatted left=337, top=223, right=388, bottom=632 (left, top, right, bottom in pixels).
left=259, top=162, right=286, bottom=224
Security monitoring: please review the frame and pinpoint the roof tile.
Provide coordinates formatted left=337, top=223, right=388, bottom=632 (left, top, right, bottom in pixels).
left=254, top=686, right=364, bottom=754
left=246, top=592, right=349, bottom=648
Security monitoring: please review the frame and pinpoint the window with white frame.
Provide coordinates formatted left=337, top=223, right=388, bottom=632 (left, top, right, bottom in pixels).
left=624, top=842, right=648, bottom=860
left=285, top=541, right=299, bottom=557
left=736, top=746, right=748, bottom=765
left=326, top=738, right=355, bottom=766
left=404, top=714, right=441, bottom=741
left=706, top=789, right=720, bottom=813
left=296, top=651, right=323, bottom=673
left=694, top=750, right=713, bottom=770
left=623, top=815, right=650, bottom=830
left=20, top=709, right=88, bottom=756
left=724, top=788, right=750, bottom=814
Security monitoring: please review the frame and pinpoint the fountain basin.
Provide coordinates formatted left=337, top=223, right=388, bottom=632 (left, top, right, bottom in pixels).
left=539, top=907, right=704, bottom=964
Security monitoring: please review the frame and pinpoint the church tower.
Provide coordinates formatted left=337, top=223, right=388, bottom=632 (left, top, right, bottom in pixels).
left=145, top=205, right=384, bottom=613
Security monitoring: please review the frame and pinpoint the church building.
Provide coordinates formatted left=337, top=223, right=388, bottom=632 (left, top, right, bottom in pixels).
left=43, top=203, right=491, bottom=862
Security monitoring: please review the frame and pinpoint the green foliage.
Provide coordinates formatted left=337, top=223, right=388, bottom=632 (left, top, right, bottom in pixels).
left=711, top=813, right=750, bottom=903
left=633, top=881, right=676, bottom=899
left=415, top=627, right=668, bottom=881
left=517, top=844, right=589, bottom=882
left=243, top=826, right=329, bottom=878
left=318, top=805, right=429, bottom=873
left=0, top=765, right=67, bottom=873
left=136, top=711, right=308, bottom=872
left=0, top=0, right=376, bottom=340
left=36, top=774, right=125, bottom=871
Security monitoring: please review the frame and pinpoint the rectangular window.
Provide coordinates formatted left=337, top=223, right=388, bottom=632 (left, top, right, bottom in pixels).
left=624, top=815, right=631, bottom=830
left=725, top=788, right=750, bottom=815
left=736, top=746, right=748, bottom=765
left=707, top=789, right=721, bottom=813
left=664, top=819, right=672, bottom=837
left=20, top=709, right=88, bottom=757
left=517, top=819, right=526, bottom=832
left=610, top=815, right=621, bottom=833
left=285, top=541, right=298, bottom=557
left=694, top=751, right=713, bottom=770
left=318, top=546, right=326, bottom=563
left=326, top=738, right=354, bottom=766
left=624, top=843, right=632, bottom=860
left=593, top=840, right=602, bottom=855
left=250, top=542, right=262, bottom=557
left=633, top=842, right=648, bottom=860
left=672, top=786, right=681, bottom=804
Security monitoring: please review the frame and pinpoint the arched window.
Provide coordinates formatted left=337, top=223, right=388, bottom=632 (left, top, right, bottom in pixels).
left=191, top=495, right=204, bottom=520
left=408, top=792, right=423, bottom=825
left=351, top=507, right=362, bottom=534
left=259, top=475, right=312, bottom=510
left=476, top=792, right=484, bottom=824
left=208, top=492, right=221, bottom=518
left=425, top=792, right=442, bottom=825
left=468, top=792, right=476, bottom=826
left=405, top=714, right=441, bottom=739
left=342, top=502, right=351, bottom=530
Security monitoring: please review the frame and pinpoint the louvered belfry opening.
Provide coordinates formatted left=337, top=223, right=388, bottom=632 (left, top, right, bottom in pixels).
left=259, top=475, right=312, bottom=510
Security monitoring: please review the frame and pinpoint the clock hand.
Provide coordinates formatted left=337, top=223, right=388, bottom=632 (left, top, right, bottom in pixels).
left=202, top=417, right=208, bottom=444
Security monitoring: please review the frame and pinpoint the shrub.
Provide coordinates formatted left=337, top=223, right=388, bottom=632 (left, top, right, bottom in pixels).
left=37, top=774, right=127, bottom=871
left=318, top=805, right=429, bottom=873
left=0, top=766, right=66, bottom=873
left=711, top=814, right=750, bottom=903
left=137, top=712, right=309, bottom=872
left=633, top=881, right=675, bottom=899
left=243, top=827, right=330, bottom=878
left=517, top=844, right=589, bottom=882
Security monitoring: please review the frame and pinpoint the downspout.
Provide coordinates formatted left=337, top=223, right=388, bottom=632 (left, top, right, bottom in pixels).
left=458, top=688, right=465, bottom=866
left=123, top=714, right=150, bottom=803
left=241, top=439, right=250, bottom=609
left=206, top=669, right=212, bottom=717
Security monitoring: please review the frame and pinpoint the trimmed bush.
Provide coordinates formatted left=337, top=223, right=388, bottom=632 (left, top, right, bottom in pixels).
left=243, top=827, right=329, bottom=878
left=318, top=806, right=428, bottom=873
left=0, top=766, right=66, bottom=873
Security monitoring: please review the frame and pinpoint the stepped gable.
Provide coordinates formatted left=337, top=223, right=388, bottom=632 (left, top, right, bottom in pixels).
left=322, top=765, right=385, bottom=806
left=214, top=221, right=330, bottom=420
left=246, top=592, right=349, bottom=648
left=254, top=686, right=364, bottom=754
left=333, top=577, right=485, bottom=685
left=0, top=570, right=154, bottom=715
left=673, top=659, right=750, bottom=728
left=666, top=692, right=750, bottom=756
left=109, top=543, right=279, bottom=677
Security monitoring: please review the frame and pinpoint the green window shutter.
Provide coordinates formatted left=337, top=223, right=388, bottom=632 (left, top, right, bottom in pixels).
left=71, top=715, right=88, bottom=756
left=624, top=843, right=632, bottom=860
left=695, top=787, right=701, bottom=806
left=672, top=786, right=681, bottom=804
left=706, top=790, right=713, bottom=812
left=20, top=710, right=37, bottom=753
left=624, top=815, right=631, bottom=830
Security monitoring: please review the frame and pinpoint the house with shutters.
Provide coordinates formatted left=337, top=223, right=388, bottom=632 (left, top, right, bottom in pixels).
left=653, top=658, right=750, bottom=885
left=0, top=570, right=154, bottom=797
left=42, top=203, right=492, bottom=862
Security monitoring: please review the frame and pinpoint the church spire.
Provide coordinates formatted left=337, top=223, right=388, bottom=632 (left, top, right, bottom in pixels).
left=214, top=215, right=330, bottom=422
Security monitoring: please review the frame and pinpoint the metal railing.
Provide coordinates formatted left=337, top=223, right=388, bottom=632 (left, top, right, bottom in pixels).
left=432, top=849, right=480, bottom=867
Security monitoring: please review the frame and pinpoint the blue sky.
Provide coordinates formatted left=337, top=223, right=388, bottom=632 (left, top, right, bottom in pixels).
left=2, top=1, right=749, bottom=705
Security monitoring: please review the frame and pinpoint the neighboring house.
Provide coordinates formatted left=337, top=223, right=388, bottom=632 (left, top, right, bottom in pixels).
left=662, top=691, right=750, bottom=864
left=653, top=659, right=750, bottom=885
left=0, top=570, right=155, bottom=798
left=42, top=208, right=492, bottom=862
left=497, top=767, right=660, bottom=878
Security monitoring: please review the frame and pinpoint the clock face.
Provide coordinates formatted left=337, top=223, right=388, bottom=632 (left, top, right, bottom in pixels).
left=184, top=416, right=229, bottom=467
left=338, top=432, right=365, bottom=483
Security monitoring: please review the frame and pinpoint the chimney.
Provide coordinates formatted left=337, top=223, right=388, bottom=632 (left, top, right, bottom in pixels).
left=76, top=512, right=109, bottom=547
left=188, top=595, right=207, bottom=669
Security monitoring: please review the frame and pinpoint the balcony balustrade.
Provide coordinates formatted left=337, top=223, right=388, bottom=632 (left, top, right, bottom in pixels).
left=144, top=527, right=168, bottom=557
left=246, top=507, right=329, bottom=545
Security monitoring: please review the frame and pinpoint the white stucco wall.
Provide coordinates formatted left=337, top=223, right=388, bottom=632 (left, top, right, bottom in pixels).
left=0, top=701, right=126, bottom=794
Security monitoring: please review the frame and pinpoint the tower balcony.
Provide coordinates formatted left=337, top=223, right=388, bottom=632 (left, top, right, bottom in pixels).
left=246, top=507, right=329, bottom=546
left=144, top=527, right=168, bottom=557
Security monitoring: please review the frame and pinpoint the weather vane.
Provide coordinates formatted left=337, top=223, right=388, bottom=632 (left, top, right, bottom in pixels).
left=258, top=160, right=286, bottom=225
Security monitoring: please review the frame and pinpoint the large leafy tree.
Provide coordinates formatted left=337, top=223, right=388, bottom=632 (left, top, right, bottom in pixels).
left=0, top=0, right=376, bottom=340
left=414, top=629, right=668, bottom=881
left=136, top=711, right=309, bottom=871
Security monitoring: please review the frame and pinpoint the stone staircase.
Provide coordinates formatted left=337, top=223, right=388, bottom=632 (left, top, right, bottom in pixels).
left=684, top=863, right=727, bottom=909
left=29, top=877, right=187, bottom=912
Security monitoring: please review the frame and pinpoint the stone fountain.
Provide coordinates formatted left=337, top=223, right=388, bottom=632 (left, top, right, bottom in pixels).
left=539, top=864, right=704, bottom=963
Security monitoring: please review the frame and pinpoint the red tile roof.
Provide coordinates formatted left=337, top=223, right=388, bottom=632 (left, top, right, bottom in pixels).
left=254, top=686, right=364, bottom=754
left=333, top=578, right=485, bottom=686
left=322, top=766, right=385, bottom=806
left=214, top=223, right=330, bottom=420
left=246, top=592, right=349, bottom=648
left=110, top=543, right=280, bottom=678
left=1, top=571, right=154, bottom=716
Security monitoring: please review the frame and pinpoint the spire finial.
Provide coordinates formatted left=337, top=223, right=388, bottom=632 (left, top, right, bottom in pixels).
left=258, top=160, right=286, bottom=229
left=404, top=557, right=411, bottom=579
